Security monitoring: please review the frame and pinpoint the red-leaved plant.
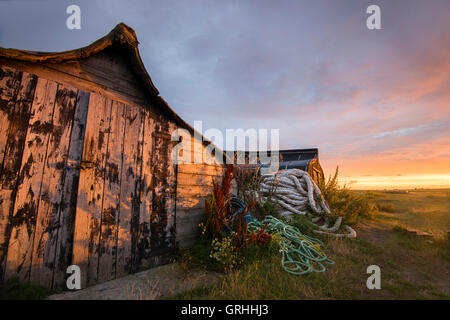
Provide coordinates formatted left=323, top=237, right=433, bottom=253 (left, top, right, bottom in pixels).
left=233, top=202, right=271, bottom=248
left=205, top=164, right=234, bottom=238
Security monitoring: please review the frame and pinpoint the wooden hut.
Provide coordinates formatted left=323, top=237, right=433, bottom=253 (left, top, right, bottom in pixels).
left=0, top=23, right=224, bottom=290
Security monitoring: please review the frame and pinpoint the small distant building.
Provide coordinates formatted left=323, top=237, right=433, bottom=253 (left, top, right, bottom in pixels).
left=274, top=148, right=324, bottom=185
left=227, top=148, right=325, bottom=185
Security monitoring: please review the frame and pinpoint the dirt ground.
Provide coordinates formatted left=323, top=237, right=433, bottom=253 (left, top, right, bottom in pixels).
left=357, top=220, right=392, bottom=243
left=48, top=263, right=222, bottom=300
left=357, top=220, right=450, bottom=298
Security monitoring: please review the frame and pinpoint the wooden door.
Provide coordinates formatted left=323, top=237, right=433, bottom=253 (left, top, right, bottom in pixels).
left=71, top=95, right=177, bottom=287
left=0, top=65, right=90, bottom=289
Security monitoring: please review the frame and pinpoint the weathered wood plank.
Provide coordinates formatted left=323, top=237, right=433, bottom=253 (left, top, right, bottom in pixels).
left=5, top=78, right=57, bottom=282
left=175, top=161, right=225, bottom=248
left=79, top=49, right=147, bottom=98
left=29, top=83, right=78, bottom=288
left=116, top=104, right=144, bottom=277
left=72, top=93, right=111, bottom=287
left=149, top=116, right=176, bottom=256
left=176, top=172, right=222, bottom=186
left=0, top=66, right=23, bottom=276
left=0, top=57, right=148, bottom=111
left=0, top=72, right=37, bottom=279
left=176, top=208, right=205, bottom=224
left=130, top=109, right=145, bottom=273
left=174, top=134, right=223, bottom=165
left=177, top=163, right=224, bottom=176
left=176, top=185, right=214, bottom=198
left=134, top=109, right=154, bottom=270
left=176, top=196, right=207, bottom=210
left=165, top=121, right=178, bottom=248
left=97, top=101, right=126, bottom=283
left=177, top=234, right=199, bottom=248
left=177, top=219, right=203, bottom=237
left=0, top=66, right=22, bottom=171
left=52, top=90, right=90, bottom=289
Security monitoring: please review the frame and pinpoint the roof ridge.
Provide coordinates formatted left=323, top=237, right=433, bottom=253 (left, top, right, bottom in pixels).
left=0, top=23, right=220, bottom=151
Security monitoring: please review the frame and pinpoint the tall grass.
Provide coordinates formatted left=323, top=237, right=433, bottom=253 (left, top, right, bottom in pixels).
left=376, top=202, right=396, bottom=213
left=233, top=165, right=281, bottom=219
left=318, top=166, right=379, bottom=226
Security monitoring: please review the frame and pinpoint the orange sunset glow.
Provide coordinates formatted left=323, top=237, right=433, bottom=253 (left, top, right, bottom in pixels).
left=321, top=157, right=450, bottom=190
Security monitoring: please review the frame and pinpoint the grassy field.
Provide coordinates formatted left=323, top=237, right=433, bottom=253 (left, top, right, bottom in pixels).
left=171, top=189, right=450, bottom=300
left=365, top=189, right=450, bottom=235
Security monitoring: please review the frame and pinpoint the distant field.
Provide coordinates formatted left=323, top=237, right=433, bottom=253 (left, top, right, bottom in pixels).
left=358, top=189, right=450, bottom=235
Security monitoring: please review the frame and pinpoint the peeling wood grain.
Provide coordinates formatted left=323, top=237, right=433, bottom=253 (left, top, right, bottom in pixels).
left=116, top=104, right=144, bottom=277
left=164, top=121, right=177, bottom=250
left=177, top=163, right=224, bottom=176
left=29, top=83, right=78, bottom=288
left=176, top=185, right=216, bottom=198
left=5, top=78, right=57, bottom=282
left=0, top=57, right=150, bottom=112
left=129, top=108, right=145, bottom=273
left=52, top=90, right=90, bottom=289
left=149, top=116, right=175, bottom=256
left=175, top=161, right=225, bottom=249
left=72, top=93, right=112, bottom=287
left=0, top=66, right=23, bottom=279
left=0, top=72, right=37, bottom=279
left=0, top=66, right=22, bottom=172
left=176, top=197, right=207, bottom=210
left=134, top=110, right=154, bottom=270
left=176, top=172, right=223, bottom=186
left=97, top=100, right=126, bottom=283
left=176, top=207, right=205, bottom=220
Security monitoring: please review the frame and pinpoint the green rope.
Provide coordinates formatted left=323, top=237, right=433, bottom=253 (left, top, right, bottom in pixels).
left=247, top=216, right=334, bottom=275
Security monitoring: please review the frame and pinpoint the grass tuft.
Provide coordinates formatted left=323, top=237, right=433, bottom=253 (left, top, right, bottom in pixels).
left=0, top=277, right=49, bottom=300
left=318, top=166, right=379, bottom=226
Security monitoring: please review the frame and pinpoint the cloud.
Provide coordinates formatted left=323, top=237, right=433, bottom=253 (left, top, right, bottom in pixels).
left=0, top=0, right=449, bottom=184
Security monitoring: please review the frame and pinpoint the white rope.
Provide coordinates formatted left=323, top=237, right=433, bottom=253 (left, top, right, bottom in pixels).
left=259, top=169, right=356, bottom=239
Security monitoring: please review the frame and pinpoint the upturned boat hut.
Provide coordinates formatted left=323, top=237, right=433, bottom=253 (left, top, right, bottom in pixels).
left=0, top=23, right=223, bottom=290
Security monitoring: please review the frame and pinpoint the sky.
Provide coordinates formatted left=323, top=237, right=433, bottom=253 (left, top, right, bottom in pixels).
left=0, top=0, right=449, bottom=189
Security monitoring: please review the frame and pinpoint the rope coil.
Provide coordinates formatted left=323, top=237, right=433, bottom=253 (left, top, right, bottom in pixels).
left=248, top=216, right=334, bottom=275
left=259, top=169, right=357, bottom=238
